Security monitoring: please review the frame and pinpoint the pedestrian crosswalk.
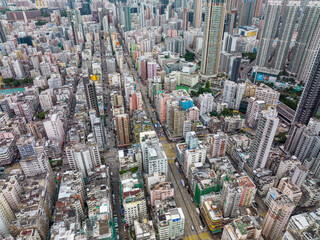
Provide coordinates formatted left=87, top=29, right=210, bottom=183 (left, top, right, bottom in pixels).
left=183, top=232, right=212, bottom=240
left=162, top=142, right=177, bottom=160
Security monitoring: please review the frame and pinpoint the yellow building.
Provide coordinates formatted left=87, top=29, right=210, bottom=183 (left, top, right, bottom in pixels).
left=202, top=199, right=224, bottom=233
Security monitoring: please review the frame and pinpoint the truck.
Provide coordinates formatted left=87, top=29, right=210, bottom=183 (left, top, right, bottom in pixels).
left=196, top=208, right=200, bottom=215
left=181, top=179, right=185, bottom=187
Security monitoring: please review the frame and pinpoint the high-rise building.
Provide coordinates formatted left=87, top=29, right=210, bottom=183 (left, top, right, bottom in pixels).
left=208, top=131, right=228, bottom=158
left=203, top=199, right=224, bottom=233
left=288, top=1, right=320, bottom=75
left=147, top=61, right=157, bottom=79
left=139, top=3, right=144, bottom=28
left=39, top=90, right=54, bottom=112
left=0, top=21, right=7, bottom=43
left=43, top=114, right=65, bottom=146
left=238, top=0, right=256, bottom=26
left=115, top=114, right=130, bottom=147
left=201, top=0, right=226, bottom=75
left=0, top=192, right=15, bottom=236
left=140, top=131, right=168, bottom=177
left=223, top=80, right=245, bottom=110
left=294, top=128, right=320, bottom=162
left=223, top=80, right=237, bottom=107
left=121, top=171, right=147, bottom=226
left=262, top=194, right=295, bottom=240
left=220, top=175, right=256, bottom=217
left=150, top=182, right=174, bottom=206
left=254, top=84, right=280, bottom=108
left=224, top=9, right=237, bottom=34
left=230, top=57, right=241, bottom=83
left=19, top=152, right=52, bottom=177
left=71, top=21, right=79, bottom=45
left=102, top=15, right=109, bottom=33
left=254, top=0, right=263, bottom=17
left=292, top=24, right=320, bottom=125
left=156, top=207, right=185, bottom=240
left=66, top=142, right=101, bottom=177
left=12, top=59, right=24, bottom=79
left=123, top=6, right=131, bottom=32
left=198, top=92, right=214, bottom=115
left=291, top=165, right=308, bottom=188
left=165, top=37, right=186, bottom=56
left=256, top=0, right=282, bottom=67
left=222, top=215, right=262, bottom=240
left=172, top=107, right=185, bottom=137
left=271, top=1, right=300, bottom=71
left=248, top=107, right=279, bottom=170
left=278, top=177, right=302, bottom=205
left=84, top=77, right=100, bottom=117
left=246, top=97, right=266, bottom=128
left=284, top=122, right=306, bottom=154
left=90, top=110, right=107, bottom=151
left=193, top=0, right=202, bottom=28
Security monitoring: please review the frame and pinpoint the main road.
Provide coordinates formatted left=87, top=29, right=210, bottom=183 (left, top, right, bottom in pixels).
left=100, top=33, right=128, bottom=240
left=118, top=32, right=212, bottom=240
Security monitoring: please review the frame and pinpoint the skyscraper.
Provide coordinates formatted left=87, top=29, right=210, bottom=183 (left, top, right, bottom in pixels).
left=224, top=9, right=237, bottom=34
left=271, top=1, right=300, bottom=71
left=262, top=194, right=295, bottom=240
left=238, top=0, right=256, bottom=26
left=246, top=98, right=266, bottom=128
left=71, top=21, right=79, bottom=45
left=102, top=15, right=109, bottom=33
left=193, top=0, right=202, bottom=28
left=209, top=131, right=228, bottom=158
left=0, top=21, right=7, bottom=43
left=248, top=107, right=279, bottom=170
left=254, top=0, right=263, bottom=17
left=89, top=110, right=107, bottom=151
left=123, top=6, right=131, bottom=32
left=293, top=24, right=320, bottom=125
left=43, top=114, right=65, bottom=146
left=230, top=57, right=241, bottom=82
left=66, top=142, right=101, bottom=177
left=256, top=0, right=282, bottom=67
left=115, top=114, right=130, bottom=147
left=140, top=3, right=145, bottom=28
left=84, top=77, right=100, bottom=117
left=284, top=122, right=306, bottom=154
left=288, top=1, right=320, bottom=75
left=201, top=0, right=226, bottom=75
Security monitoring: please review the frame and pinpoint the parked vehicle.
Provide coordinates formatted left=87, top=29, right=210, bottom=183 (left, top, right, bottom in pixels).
left=181, top=179, right=185, bottom=187
left=196, top=208, right=200, bottom=215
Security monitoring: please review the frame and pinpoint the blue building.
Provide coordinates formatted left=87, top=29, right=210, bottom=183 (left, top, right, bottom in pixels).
left=180, top=97, right=194, bottom=110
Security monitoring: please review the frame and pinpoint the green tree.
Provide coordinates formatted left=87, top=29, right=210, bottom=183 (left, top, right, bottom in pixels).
left=242, top=52, right=257, bottom=62
left=130, top=166, right=138, bottom=173
left=101, top=156, right=105, bottom=164
left=217, top=108, right=234, bottom=118
left=36, top=111, right=48, bottom=120
left=205, top=81, right=210, bottom=89
left=183, top=51, right=195, bottom=62
left=60, top=9, right=67, bottom=17
left=35, top=19, right=48, bottom=26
